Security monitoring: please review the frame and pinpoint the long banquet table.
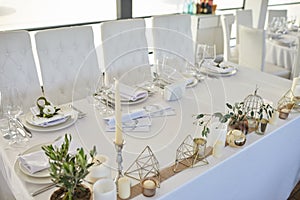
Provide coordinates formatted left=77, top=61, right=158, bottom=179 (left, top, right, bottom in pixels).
left=1, top=66, right=300, bottom=200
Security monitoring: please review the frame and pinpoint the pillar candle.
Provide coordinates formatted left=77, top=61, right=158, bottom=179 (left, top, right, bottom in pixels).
left=115, top=79, right=122, bottom=145
left=291, top=77, right=300, bottom=96
left=118, top=176, right=131, bottom=199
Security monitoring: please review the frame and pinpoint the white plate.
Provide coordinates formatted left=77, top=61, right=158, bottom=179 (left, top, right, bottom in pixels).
left=200, top=66, right=238, bottom=77
left=108, top=92, right=148, bottom=105
left=15, top=143, right=52, bottom=184
left=21, top=113, right=77, bottom=132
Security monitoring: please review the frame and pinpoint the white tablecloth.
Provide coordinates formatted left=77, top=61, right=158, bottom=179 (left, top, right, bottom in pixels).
left=266, top=34, right=298, bottom=71
left=1, top=66, right=300, bottom=200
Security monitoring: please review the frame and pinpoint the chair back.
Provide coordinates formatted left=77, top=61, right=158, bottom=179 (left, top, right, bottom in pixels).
left=100, top=18, right=151, bottom=86
left=244, top=0, right=268, bottom=29
left=220, top=14, right=235, bottom=62
left=0, top=30, right=41, bottom=111
left=152, top=14, right=194, bottom=72
left=236, top=9, right=253, bottom=44
left=238, top=25, right=266, bottom=71
left=35, top=26, right=100, bottom=105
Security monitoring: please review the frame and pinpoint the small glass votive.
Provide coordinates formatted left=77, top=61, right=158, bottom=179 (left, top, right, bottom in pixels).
left=278, top=102, right=294, bottom=120
left=141, top=178, right=158, bottom=197
left=193, top=138, right=207, bottom=158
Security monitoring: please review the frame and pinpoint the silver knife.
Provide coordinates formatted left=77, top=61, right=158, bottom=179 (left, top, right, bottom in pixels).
left=16, top=118, right=32, bottom=138
left=31, top=183, right=56, bottom=196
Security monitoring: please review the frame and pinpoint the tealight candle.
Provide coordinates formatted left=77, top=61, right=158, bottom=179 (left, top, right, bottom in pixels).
left=142, top=179, right=157, bottom=197
left=279, top=108, right=290, bottom=120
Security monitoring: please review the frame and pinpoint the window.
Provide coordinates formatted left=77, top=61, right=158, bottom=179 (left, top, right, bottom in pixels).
left=0, top=0, right=116, bottom=31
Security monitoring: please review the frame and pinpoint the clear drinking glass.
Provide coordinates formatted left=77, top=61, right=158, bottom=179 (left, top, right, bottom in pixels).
left=97, top=73, right=114, bottom=116
left=195, top=44, right=207, bottom=69
left=2, top=87, right=28, bottom=146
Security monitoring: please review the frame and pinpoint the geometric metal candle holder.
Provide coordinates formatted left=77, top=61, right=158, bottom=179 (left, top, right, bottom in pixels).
left=124, top=146, right=160, bottom=186
left=173, top=135, right=209, bottom=173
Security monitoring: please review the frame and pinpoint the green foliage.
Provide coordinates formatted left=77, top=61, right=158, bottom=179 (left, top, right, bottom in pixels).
left=194, top=112, right=230, bottom=137
left=42, top=134, right=96, bottom=200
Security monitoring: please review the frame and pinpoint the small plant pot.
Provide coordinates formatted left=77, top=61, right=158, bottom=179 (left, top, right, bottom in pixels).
left=50, top=185, right=92, bottom=200
left=255, top=119, right=268, bottom=135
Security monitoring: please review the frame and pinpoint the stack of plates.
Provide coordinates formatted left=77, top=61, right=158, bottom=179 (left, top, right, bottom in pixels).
left=15, top=144, right=52, bottom=184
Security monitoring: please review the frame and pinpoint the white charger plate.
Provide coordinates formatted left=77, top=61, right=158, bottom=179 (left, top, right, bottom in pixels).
left=15, top=143, right=52, bottom=184
left=21, top=113, right=77, bottom=132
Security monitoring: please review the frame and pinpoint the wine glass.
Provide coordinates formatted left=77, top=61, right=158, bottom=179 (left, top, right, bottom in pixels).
left=96, top=73, right=114, bottom=116
left=2, top=87, right=28, bottom=146
left=195, top=44, right=207, bottom=70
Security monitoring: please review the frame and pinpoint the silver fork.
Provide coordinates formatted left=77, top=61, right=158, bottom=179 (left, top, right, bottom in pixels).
left=70, top=105, right=86, bottom=119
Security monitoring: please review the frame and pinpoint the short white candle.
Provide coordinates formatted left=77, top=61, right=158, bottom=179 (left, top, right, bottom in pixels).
left=118, top=176, right=131, bottom=199
left=143, top=179, right=156, bottom=189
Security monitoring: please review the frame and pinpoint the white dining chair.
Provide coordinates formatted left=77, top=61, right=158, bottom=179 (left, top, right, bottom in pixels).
left=197, top=15, right=223, bottom=55
left=35, top=25, right=101, bottom=105
left=220, top=14, right=238, bottom=63
left=0, top=30, right=41, bottom=111
left=238, top=25, right=290, bottom=79
left=235, top=9, right=253, bottom=45
left=244, top=0, right=268, bottom=29
left=151, top=14, right=195, bottom=73
left=100, top=18, right=151, bottom=86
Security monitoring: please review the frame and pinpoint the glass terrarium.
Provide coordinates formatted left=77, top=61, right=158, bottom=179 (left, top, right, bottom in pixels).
left=243, top=89, right=264, bottom=128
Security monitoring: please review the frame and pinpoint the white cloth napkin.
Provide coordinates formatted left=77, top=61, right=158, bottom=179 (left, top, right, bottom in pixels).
left=104, top=109, right=148, bottom=127
left=18, top=137, right=79, bottom=174
left=29, top=106, right=72, bottom=127
left=105, top=116, right=151, bottom=132
left=117, top=83, right=148, bottom=102
left=203, top=60, right=235, bottom=74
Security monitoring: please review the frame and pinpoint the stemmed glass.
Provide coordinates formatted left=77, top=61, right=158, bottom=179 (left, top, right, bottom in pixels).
left=96, top=72, right=114, bottom=116
left=2, top=87, right=28, bottom=146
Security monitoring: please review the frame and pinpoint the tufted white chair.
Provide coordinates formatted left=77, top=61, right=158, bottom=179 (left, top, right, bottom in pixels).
left=35, top=25, right=101, bottom=105
left=220, top=14, right=237, bottom=63
left=0, top=30, right=41, bottom=112
left=100, top=18, right=151, bottom=86
left=239, top=25, right=290, bottom=78
left=151, top=14, right=194, bottom=72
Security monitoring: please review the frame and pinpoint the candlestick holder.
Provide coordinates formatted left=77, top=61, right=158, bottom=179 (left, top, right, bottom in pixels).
left=114, top=140, right=125, bottom=184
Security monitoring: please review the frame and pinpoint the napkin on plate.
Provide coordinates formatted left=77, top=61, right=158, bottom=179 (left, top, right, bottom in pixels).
left=29, top=106, right=72, bottom=127
left=117, top=83, right=148, bottom=102
left=203, top=61, right=236, bottom=74
left=18, top=137, right=79, bottom=174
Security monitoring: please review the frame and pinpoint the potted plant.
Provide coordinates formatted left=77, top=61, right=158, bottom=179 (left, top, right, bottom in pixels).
left=255, top=103, right=274, bottom=134
left=42, top=134, right=96, bottom=200
left=194, top=112, right=230, bottom=138
left=226, top=102, right=249, bottom=134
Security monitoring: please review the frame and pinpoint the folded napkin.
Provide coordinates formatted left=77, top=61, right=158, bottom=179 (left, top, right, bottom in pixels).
left=104, top=108, right=148, bottom=127
left=117, top=83, right=148, bottom=102
left=18, top=137, right=79, bottom=174
left=277, top=38, right=296, bottom=47
left=203, top=61, right=235, bottom=74
left=29, top=106, right=72, bottom=127
left=143, top=103, right=176, bottom=117
left=106, top=116, right=151, bottom=132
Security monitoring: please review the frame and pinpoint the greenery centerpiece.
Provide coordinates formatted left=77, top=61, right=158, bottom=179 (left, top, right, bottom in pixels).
left=42, top=134, right=96, bottom=200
